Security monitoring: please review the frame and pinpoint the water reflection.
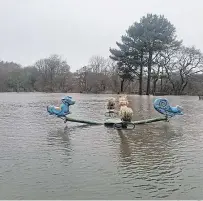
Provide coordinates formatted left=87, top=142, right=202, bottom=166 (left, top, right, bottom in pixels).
left=117, top=95, right=182, bottom=166
left=47, top=124, right=91, bottom=147
left=115, top=122, right=183, bottom=198
left=117, top=130, right=133, bottom=163
left=128, top=95, right=155, bottom=120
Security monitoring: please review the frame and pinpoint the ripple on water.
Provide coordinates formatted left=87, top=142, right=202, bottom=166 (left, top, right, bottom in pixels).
left=0, top=93, right=203, bottom=199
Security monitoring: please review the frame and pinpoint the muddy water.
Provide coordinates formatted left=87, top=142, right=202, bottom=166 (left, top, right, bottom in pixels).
left=0, top=93, right=203, bottom=199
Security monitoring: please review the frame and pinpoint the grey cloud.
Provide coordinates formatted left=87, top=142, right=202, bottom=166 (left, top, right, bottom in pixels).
left=0, top=0, right=202, bottom=71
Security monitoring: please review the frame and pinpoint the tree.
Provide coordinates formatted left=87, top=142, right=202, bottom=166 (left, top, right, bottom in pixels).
left=164, top=46, right=203, bottom=95
left=88, top=55, right=107, bottom=74
left=22, top=66, right=39, bottom=91
left=137, top=14, right=180, bottom=95
left=151, top=64, right=161, bottom=95
left=34, top=54, right=70, bottom=92
left=6, top=68, right=23, bottom=92
left=88, top=55, right=110, bottom=91
left=109, top=23, right=147, bottom=94
left=0, top=61, right=22, bottom=91
left=109, top=13, right=180, bottom=95
left=109, top=43, right=140, bottom=93
left=117, top=63, right=136, bottom=92
left=75, top=66, right=91, bottom=92
left=106, top=59, right=120, bottom=92
left=151, top=41, right=181, bottom=94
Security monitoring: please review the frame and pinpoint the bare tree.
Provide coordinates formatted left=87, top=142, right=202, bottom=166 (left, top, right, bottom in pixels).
left=88, top=55, right=110, bottom=92
left=164, top=46, right=203, bottom=95
left=34, top=54, right=70, bottom=92
left=88, top=55, right=107, bottom=73
left=106, top=59, right=120, bottom=92
left=76, top=66, right=92, bottom=92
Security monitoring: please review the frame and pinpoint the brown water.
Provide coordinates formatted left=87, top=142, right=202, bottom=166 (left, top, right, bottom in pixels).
left=0, top=92, right=203, bottom=199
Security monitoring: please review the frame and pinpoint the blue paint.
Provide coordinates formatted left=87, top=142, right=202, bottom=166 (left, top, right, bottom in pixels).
left=153, top=98, right=183, bottom=117
left=47, top=96, right=75, bottom=117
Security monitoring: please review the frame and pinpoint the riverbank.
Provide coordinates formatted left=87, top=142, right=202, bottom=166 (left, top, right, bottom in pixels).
left=0, top=91, right=199, bottom=97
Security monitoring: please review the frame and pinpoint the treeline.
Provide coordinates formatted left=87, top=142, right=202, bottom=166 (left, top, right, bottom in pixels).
left=109, top=13, right=203, bottom=95
left=0, top=55, right=72, bottom=92
left=0, top=54, right=120, bottom=93
left=1, top=13, right=203, bottom=95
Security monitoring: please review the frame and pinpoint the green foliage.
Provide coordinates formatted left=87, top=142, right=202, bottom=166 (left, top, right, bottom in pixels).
left=138, top=14, right=177, bottom=50
left=109, top=13, right=182, bottom=94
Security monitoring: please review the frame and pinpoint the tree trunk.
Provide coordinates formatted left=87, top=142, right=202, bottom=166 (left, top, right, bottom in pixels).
left=180, top=81, right=188, bottom=95
left=50, top=68, right=54, bottom=92
left=146, top=51, right=153, bottom=95
left=84, top=72, right=87, bottom=91
left=164, top=67, right=176, bottom=94
left=139, top=52, right=143, bottom=95
left=160, top=67, right=163, bottom=92
left=152, top=80, right=157, bottom=95
left=152, top=66, right=160, bottom=95
left=121, top=79, right=124, bottom=92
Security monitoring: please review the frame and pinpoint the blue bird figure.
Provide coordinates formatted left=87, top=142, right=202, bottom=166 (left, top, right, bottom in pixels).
left=47, top=96, right=75, bottom=118
left=153, top=98, right=183, bottom=117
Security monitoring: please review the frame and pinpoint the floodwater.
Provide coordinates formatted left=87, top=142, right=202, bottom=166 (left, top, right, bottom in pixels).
left=0, top=92, right=203, bottom=199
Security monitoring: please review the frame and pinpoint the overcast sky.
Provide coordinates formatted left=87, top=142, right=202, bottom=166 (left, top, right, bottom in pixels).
left=0, top=0, right=203, bottom=71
